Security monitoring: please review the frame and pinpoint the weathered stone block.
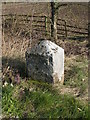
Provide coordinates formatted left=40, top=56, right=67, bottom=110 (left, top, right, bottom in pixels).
left=26, top=40, right=64, bottom=84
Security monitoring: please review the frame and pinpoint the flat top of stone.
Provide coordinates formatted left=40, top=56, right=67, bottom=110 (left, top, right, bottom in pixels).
left=26, top=40, right=64, bottom=56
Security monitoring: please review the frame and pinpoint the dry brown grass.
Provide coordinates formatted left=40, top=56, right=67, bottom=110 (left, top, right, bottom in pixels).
left=2, top=2, right=88, bottom=58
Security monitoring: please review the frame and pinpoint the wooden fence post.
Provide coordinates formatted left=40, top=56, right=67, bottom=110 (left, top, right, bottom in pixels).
left=65, top=21, right=67, bottom=38
left=45, top=16, right=47, bottom=35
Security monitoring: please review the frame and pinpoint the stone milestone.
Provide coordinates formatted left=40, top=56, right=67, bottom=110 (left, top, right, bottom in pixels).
left=26, top=40, right=64, bottom=84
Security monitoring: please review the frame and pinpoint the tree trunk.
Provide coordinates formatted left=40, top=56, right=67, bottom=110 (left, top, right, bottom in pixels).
left=51, top=2, right=57, bottom=43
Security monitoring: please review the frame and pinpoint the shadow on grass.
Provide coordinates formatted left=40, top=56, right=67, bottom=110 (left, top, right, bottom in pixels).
left=2, top=56, right=28, bottom=78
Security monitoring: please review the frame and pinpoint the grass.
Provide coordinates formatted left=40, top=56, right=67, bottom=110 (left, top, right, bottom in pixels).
left=2, top=54, right=88, bottom=119
left=2, top=44, right=88, bottom=118
left=2, top=80, right=88, bottom=119
left=64, top=56, right=88, bottom=94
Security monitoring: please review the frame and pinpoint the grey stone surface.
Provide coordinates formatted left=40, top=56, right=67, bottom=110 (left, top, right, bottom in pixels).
left=26, top=40, right=64, bottom=84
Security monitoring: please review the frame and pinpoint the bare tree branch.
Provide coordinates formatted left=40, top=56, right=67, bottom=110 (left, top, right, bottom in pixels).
left=55, top=3, right=68, bottom=10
